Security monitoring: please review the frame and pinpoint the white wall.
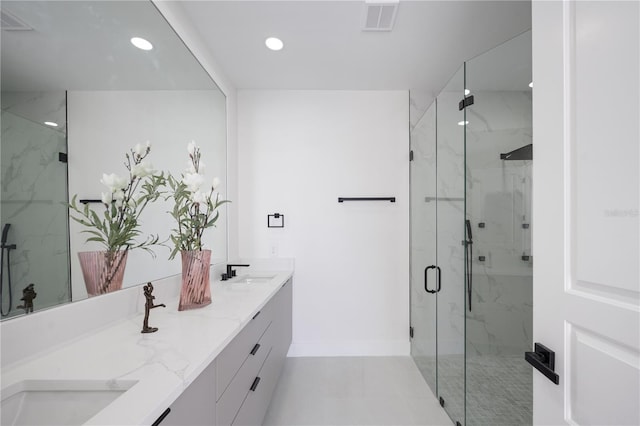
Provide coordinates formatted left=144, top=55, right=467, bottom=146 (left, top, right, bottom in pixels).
left=237, top=90, right=409, bottom=356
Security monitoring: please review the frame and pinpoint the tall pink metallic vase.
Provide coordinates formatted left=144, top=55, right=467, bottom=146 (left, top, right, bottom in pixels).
left=78, top=251, right=128, bottom=297
left=179, top=250, right=212, bottom=311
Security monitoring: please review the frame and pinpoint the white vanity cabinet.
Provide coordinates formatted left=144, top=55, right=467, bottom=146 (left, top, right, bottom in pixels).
left=157, top=278, right=292, bottom=426
left=159, top=361, right=217, bottom=426
left=218, top=278, right=292, bottom=426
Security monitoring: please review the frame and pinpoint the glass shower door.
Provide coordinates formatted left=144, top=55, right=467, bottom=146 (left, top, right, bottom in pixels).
left=464, top=31, right=533, bottom=426
left=436, top=66, right=466, bottom=426
left=410, top=100, right=437, bottom=394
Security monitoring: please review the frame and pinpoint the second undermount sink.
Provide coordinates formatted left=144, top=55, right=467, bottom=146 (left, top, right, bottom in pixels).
left=1, top=379, right=137, bottom=426
left=231, top=274, right=276, bottom=284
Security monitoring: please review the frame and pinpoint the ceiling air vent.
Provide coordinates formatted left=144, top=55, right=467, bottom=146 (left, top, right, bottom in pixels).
left=1, top=10, right=33, bottom=31
left=362, top=0, right=399, bottom=32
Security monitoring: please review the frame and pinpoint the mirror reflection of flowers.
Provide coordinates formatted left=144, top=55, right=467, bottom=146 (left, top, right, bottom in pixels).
left=167, top=141, right=228, bottom=260
left=69, top=141, right=166, bottom=256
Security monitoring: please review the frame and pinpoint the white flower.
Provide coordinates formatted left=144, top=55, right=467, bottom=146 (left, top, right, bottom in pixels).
left=132, top=161, right=155, bottom=178
left=185, top=161, right=196, bottom=175
left=212, top=177, right=221, bottom=190
left=182, top=172, right=204, bottom=193
left=187, top=141, right=197, bottom=156
left=101, top=192, right=113, bottom=204
left=101, top=173, right=128, bottom=192
left=133, top=143, right=146, bottom=158
left=114, top=199, right=123, bottom=208
left=190, top=190, right=209, bottom=205
left=112, top=190, right=125, bottom=201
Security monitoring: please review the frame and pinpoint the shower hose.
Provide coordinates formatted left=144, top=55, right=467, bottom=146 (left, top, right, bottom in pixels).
left=1, top=223, right=15, bottom=317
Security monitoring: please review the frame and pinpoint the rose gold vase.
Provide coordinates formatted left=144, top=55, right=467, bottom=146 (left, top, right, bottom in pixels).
left=78, top=251, right=128, bottom=297
left=179, top=250, right=212, bottom=311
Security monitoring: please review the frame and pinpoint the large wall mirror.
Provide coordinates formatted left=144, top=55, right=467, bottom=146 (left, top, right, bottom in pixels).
left=0, top=1, right=228, bottom=320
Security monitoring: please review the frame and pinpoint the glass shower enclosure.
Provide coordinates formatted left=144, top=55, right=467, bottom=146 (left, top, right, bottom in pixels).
left=410, top=31, right=532, bottom=426
left=0, top=92, right=71, bottom=319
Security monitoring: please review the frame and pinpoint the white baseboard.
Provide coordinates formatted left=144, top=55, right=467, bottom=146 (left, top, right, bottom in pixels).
left=287, top=339, right=410, bottom=357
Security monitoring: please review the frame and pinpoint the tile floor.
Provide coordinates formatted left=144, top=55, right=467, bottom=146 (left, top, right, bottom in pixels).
left=414, top=354, right=533, bottom=426
left=263, top=356, right=453, bottom=426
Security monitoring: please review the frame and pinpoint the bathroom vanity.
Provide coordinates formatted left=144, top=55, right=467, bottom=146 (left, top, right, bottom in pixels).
left=0, top=266, right=293, bottom=426
left=164, top=276, right=292, bottom=425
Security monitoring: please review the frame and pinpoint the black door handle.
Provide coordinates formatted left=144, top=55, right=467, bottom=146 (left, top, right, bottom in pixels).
left=525, top=342, right=559, bottom=385
left=424, top=265, right=437, bottom=293
left=435, top=266, right=441, bottom=292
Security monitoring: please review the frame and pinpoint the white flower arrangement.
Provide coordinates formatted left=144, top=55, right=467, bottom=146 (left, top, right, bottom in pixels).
left=69, top=142, right=166, bottom=255
left=166, top=141, right=227, bottom=260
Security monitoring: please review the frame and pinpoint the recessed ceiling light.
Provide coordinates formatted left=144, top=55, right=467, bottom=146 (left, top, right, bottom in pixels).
left=131, top=37, right=153, bottom=51
left=529, top=81, right=533, bottom=88
left=44, top=121, right=58, bottom=127
left=265, top=37, right=284, bottom=51
left=458, top=120, right=469, bottom=126
left=464, top=89, right=471, bottom=96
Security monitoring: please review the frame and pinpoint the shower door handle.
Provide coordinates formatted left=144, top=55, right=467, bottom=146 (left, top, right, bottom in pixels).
left=424, top=265, right=437, bottom=293
left=424, top=265, right=441, bottom=293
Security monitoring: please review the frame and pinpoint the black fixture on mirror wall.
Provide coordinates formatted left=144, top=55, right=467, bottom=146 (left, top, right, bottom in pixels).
left=1, top=223, right=17, bottom=317
left=268, top=213, right=284, bottom=228
left=79, top=199, right=102, bottom=204
left=338, top=197, right=396, bottom=203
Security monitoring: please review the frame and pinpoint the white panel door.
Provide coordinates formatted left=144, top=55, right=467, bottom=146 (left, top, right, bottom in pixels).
left=532, top=1, right=639, bottom=425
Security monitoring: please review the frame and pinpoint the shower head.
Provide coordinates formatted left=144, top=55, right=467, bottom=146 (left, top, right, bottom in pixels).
left=500, top=144, right=532, bottom=161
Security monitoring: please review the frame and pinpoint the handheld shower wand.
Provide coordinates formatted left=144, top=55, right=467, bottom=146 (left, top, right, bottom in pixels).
left=465, top=220, right=473, bottom=312
left=1, top=223, right=16, bottom=317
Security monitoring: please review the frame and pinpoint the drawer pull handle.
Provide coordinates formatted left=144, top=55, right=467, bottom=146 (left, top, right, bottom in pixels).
left=252, top=310, right=261, bottom=320
left=152, top=408, right=171, bottom=426
left=250, top=343, right=261, bottom=355
left=250, top=377, right=261, bottom=392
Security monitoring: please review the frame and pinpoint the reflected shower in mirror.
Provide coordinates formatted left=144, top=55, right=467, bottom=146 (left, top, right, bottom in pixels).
left=0, top=1, right=227, bottom=319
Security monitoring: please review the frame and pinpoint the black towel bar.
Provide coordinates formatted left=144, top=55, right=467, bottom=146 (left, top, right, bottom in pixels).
left=338, top=197, right=395, bottom=203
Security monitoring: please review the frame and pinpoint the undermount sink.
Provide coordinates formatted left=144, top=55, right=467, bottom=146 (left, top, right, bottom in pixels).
left=1, top=379, right=137, bottom=426
left=231, top=274, right=276, bottom=284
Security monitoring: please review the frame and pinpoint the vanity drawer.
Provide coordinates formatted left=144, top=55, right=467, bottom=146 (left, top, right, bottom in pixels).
left=231, top=345, right=280, bottom=426
left=216, top=300, right=274, bottom=400
left=216, top=322, right=275, bottom=426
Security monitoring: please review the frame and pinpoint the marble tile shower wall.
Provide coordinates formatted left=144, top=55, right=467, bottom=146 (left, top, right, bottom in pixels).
left=0, top=104, right=70, bottom=318
left=465, top=91, right=533, bottom=356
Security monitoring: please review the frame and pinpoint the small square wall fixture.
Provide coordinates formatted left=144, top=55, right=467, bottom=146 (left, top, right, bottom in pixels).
left=362, top=0, right=399, bottom=32
left=267, top=213, right=284, bottom=228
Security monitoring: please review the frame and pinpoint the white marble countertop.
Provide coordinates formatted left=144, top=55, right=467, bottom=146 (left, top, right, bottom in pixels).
left=1, top=270, right=293, bottom=426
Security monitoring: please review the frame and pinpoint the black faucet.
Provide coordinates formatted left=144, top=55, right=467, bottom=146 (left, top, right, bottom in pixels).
left=222, top=264, right=250, bottom=281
